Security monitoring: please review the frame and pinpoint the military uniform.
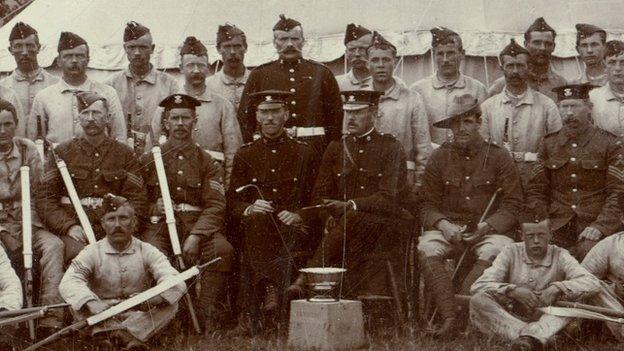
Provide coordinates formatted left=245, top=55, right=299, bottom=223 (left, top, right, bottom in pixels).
left=59, top=236, right=185, bottom=344
left=140, top=139, right=234, bottom=326
left=238, top=59, right=343, bottom=148
left=0, top=245, right=21, bottom=350
left=0, top=136, right=65, bottom=329
left=227, top=132, right=319, bottom=314
left=105, top=22, right=180, bottom=150
left=526, top=126, right=624, bottom=257
left=303, top=129, right=408, bottom=297
left=36, top=137, right=148, bottom=260
left=417, top=93, right=522, bottom=337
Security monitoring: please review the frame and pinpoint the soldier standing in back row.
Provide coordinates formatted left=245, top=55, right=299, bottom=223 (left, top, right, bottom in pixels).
left=105, top=21, right=180, bottom=150
left=237, top=15, right=343, bottom=155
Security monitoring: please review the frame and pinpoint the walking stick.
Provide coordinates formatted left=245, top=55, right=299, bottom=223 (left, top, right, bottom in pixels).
left=428, top=188, right=503, bottom=326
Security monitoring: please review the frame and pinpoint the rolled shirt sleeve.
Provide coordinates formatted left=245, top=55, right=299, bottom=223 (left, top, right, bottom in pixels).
left=59, top=245, right=100, bottom=311
left=142, top=242, right=186, bottom=304
left=0, top=246, right=22, bottom=310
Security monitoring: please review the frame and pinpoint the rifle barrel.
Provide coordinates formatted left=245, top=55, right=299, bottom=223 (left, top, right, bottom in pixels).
left=23, top=320, right=88, bottom=351
left=0, top=303, right=70, bottom=319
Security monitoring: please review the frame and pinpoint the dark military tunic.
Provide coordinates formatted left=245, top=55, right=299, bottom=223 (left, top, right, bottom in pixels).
left=139, top=141, right=231, bottom=267
left=420, top=137, right=523, bottom=236
left=306, top=130, right=408, bottom=297
left=139, top=141, right=234, bottom=324
left=227, top=133, right=319, bottom=309
left=36, top=137, right=148, bottom=257
left=526, top=126, right=624, bottom=251
left=237, top=58, right=343, bottom=147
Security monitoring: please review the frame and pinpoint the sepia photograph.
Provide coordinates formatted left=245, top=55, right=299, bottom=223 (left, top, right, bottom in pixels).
left=0, top=0, right=622, bottom=350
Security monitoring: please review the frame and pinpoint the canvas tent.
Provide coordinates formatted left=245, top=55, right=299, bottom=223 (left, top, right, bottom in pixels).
left=0, top=0, right=623, bottom=86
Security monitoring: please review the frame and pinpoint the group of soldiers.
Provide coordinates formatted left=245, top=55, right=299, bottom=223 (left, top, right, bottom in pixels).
left=0, top=12, right=621, bottom=351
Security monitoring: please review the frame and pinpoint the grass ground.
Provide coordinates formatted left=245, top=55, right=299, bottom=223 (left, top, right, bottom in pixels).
left=17, top=322, right=621, bottom=351
left=149, top=329, right=621, bottom=351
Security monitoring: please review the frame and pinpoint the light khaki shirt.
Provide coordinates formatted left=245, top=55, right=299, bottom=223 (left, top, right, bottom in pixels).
left=411, top=74, right=487, bottom=145
left=471, top=243, right=600, bottom=300
left=59, top=237, right=186, bottom=311
left=582, top=232, right=624, bottom=286
left=335, top=69, right=373, bottom=91
left=105, top=66, right=180, bottom=132
left=205, top=69, right=250, bottom=111
left=0, top=68, right=59, bottom=117
left=375, top=78, right=432, bottom=176
left=28, top=78, right=126, bottom=143
left=0, top=245, right=21, bottom=310
left=589, top=84, right=624, bottom=139
left=480, top=87, right=562, bottom=152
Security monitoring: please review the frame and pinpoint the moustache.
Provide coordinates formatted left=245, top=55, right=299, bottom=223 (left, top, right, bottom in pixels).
left=280, top=47, right=301, bottom=53
left=110, top=227, right=128, bottom=235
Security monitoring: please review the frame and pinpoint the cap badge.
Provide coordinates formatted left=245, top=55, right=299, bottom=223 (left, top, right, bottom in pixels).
left=564, top=88, right=572, bottom=97
left=348, top=95, right=356, bottom=102
left=174, top=95, right=182, bottom=104
left=265, top=96, right=273, bottom=101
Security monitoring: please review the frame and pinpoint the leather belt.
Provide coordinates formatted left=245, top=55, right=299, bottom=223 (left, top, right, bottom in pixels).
left=286, top=127, right=325, bottom=138
left=61, top=196, right=103, bottom=209
left=511, top=151, right=538, bottom=162
left=206, top=150, right=225, bottom=162
left=173, top=203, right=202, bottom=212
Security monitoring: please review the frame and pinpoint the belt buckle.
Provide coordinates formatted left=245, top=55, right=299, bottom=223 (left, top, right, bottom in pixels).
left=286, top=127, right=297, bottom=138
left=85, top=197, right=102, bottom=210
left=512, top=152, right=523, bottom=162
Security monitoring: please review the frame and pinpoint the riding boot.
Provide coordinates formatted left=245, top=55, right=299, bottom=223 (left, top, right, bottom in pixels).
left=421, top=256, right=458, bottom=338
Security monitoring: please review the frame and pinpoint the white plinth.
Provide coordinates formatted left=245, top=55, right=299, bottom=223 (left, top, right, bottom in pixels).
left=288, top=299, right=367, bottom=350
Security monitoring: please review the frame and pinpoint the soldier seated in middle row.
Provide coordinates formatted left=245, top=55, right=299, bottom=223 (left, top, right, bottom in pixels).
left=525, top=83, right=624, bottom=260
left=288, top=90, right=409, bottom=301
left=418, top=93, right=523, bottom=338
left=140, top=94, right=234, bottom=333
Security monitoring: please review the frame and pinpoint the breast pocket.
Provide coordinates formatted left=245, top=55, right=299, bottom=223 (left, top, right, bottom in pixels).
left=580, top=159, right=606, bottom=189
left=69, top=168, right=90, bottom=181
left=442, top=176, right=461, bottom=194
left=186, top=177, right=202, bottom=189
left=101, top=170, right=127, bottom=192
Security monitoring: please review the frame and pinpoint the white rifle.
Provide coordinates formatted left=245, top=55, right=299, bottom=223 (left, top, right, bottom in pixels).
left=20, top=166, right=35, bottom=340
left=151, top=146, right=201, bottom=334
left=56, top=159, right=96, bottom=244
left=24, top=258, right=220, bottom=351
